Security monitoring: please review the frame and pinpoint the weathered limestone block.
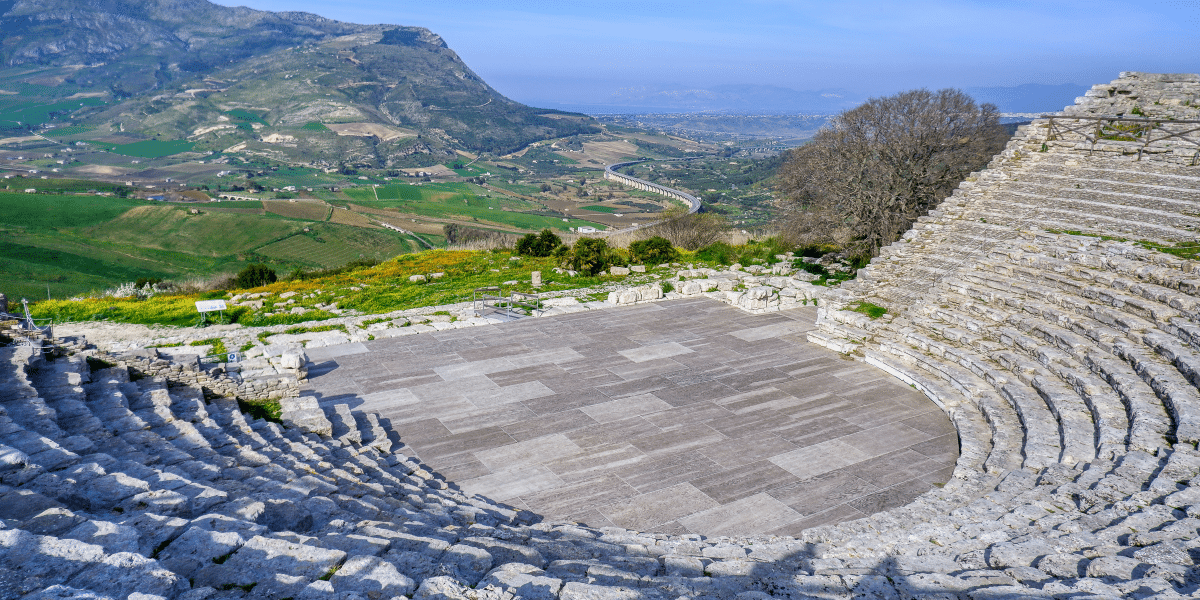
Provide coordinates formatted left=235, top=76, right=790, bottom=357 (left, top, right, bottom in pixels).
left=0, top=443, right=29, bottom=472
left=194, top=535, right=346, bottom=588
left=63, top=520, right=141, bottom=554
left=280, top=349, right=308, bottom=378
left=630, top=265, right=646, bottom=273
left=85, top=473, right=151, bottom=511
left=331, top=554, right=416, bottom=598
left=737, top=286, right=776, bottom=311
left=440, top=543, right=494, bottom=585
left=413, top=576, right=473, bottom=600
left=328, top=404, right=363, bottom=445
left=607, top=285, right=663, bottom=306
left=462, top=537, right=545, bottom=568
left=679, top=280, right=717, bottom=296
left=480, top=563, right=563, bottom=600
left=63, top=551, right=190, bottom=600
left=280, top=396, right=332, bottom=437
left=410, top=275, right=427, bottom=283
left=156, top=526, right=244, bottom=579
left=610, top=266, right=630, bottom=276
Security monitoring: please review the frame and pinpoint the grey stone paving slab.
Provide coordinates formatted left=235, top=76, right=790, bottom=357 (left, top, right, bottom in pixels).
left=475, top=434, right=582, bottom=473
left=302, top=299, right=957, bottom=536
left=597, top=483, right=719, bottom=531
left=459, top=466, right=565, bottom=502
left=617, top=342, right=694, bottom=363
left=579, top=394, right=673, bottom=424
left=678, top=493, right=804, bottom=536
left=728, top=322, right=808, bottom=342
left=305, top=342, right=370, bottom=361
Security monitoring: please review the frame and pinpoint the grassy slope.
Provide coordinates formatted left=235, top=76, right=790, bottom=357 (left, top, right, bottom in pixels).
left=0, top=191, right=422, bottom=299
left=343, top=183, right=605, bottom=231
left=27, top=237, right=832, bottom=329
left=29, top=249, right=622, bottom=327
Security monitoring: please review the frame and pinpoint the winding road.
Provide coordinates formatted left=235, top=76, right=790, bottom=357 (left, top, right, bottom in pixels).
left=601, top=159, right=702, bottom=235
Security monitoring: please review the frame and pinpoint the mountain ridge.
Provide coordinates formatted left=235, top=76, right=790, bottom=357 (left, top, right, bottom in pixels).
left=0, top=0, right=597, bottom=164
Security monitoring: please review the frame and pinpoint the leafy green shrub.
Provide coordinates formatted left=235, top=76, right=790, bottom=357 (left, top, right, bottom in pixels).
left=234, top=264, right=277, bottom=289
left=794, top=261, right=828, bottom=277
left=237, top=398, right=282, bottom=423
left=566, top=238, right=610, bottom=275
left=695, top=241, right=735, bottom=264
left=515, top=229, right=562, bottom=257
left=629, top=236, right=677, bottom=264
left=732, top=237, right=795, bottom=265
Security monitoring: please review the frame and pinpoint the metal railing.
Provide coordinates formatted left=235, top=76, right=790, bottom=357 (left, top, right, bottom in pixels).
left=508, top=292, right=542, bottom=318
left=472, top=286, right=541, bottom=319
left=473, top=286, right=505, bottom=317
left=1040, top=115, right=1200, bottom=164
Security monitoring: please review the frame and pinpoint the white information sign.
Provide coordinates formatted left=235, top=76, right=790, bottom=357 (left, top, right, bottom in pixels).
left=195, top=299, right=228, bottom=313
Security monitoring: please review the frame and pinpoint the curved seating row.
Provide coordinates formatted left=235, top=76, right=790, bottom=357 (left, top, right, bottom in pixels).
left=5, top=71, right=1200, bottom=600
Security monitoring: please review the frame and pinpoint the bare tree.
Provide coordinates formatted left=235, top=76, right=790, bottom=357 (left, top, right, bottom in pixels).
left=640, top=207, right=727, bottom=250
left=778, top=89, right=1008, bottom=256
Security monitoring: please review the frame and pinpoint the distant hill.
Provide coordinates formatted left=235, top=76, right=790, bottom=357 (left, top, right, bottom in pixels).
left=0, top=0, right=597, bottom=165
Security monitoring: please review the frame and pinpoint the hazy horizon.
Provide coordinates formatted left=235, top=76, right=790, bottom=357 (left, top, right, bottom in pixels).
left=212, top=0, right=1198, bottom=112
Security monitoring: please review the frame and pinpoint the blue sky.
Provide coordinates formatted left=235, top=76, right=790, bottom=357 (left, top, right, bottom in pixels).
left=215, top=0, right=1198, bottom=108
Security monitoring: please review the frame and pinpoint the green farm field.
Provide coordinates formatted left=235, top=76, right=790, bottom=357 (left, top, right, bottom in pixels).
left=263, top=200, right=330, bottom=221
left=256, top=224, right=417, bottom=268
left=85, top=205, right=302, bottom=256
left=343, top=182, right=605, bottom=231
left=0, top=191, right=433, bottom=299
left=107, top=139, right=195, bottom=158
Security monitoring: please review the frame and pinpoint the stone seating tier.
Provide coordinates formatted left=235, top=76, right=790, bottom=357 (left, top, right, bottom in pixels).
left=7, top=71, right=1200, bottom=599
left=8, top=326, right=1200, bottom=600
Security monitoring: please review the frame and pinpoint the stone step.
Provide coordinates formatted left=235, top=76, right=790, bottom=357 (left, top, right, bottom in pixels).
left=951, top=267, right=1198, bottom=449
left=912, top=305, right=1105, bottom=466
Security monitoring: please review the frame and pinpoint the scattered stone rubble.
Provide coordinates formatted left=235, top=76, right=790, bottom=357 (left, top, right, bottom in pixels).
left=6, top=72, right=1200, bottom=599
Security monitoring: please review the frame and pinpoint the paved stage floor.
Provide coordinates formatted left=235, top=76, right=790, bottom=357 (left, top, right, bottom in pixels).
left=301, top=298, right=958, bottom=537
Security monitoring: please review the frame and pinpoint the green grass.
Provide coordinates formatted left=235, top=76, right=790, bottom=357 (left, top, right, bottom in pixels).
left=580, top=205, right=618, bottom=213
left=226, top=109, right=267, bottom=125
left=282, top=324, right=348, bottom=335
left=28, top=236, right=824, bottom=329
left=86, top=205, right=302, bottom=256
left=0, top=192, right=150, bottom=231
left=190, top=337, right=228, bottom=356
left=1141, top=241, right=1200, bottom=261
left=343, top=183, right=602, bottom=232
left=0, top=97, right=105, bottom=128
left=238, top=398, right=281, bottom=423
left=848, top=301, right=888, bottom=319
left=43, top=125, right=95, bottom=138
left=1, top=238, right=168, bottom=285
left=301, top=121, right=329, bottom=131
left=1043, top=228, right=1200, bottom=261
left=256, top=224, right=415, bottom=268
left=5, top=178, right=127, bottom=194
left=107, top=139, right=195, bottom=158
left=0, top=191, right=434, bottom=298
